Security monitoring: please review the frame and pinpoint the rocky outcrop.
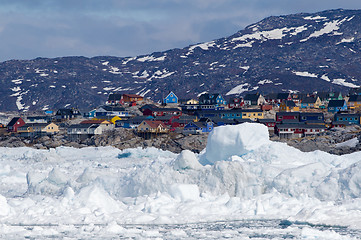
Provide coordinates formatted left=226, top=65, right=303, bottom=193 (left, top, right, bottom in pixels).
left=0, top=126, right=360, bottom=155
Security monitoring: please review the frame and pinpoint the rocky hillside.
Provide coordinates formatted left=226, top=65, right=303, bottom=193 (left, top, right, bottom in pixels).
left=1, top=9, right=361, bottom=112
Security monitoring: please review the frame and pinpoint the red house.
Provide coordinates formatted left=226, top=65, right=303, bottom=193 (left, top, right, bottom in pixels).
left=276, top=112, right=300, bottom=122
left=7, top=117, right=26, bottom=132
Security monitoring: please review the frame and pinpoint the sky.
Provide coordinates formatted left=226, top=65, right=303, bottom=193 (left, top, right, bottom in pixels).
left=0, top=0, right=360, bottom=62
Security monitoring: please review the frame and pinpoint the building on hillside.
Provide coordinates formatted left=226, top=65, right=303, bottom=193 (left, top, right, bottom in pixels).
left=198, top=93, right=226, bottom=105
left=299, top=112, right=325, bottom=124
left=7, top=117, right=26, bottom=132
left=163, top=91, right=178, bottom=104
left=26, top=116, right=52, bottom=124
left=137, top=120, right=168, bottom=133
left=18, top=123, right=59, bottom=137
left=328, top=100, right=348, bottom=113
left=227, top=97, right=244, bottom=109
left=333, top=113, right=360, bottom=125
left=275, top=123, right=326, bottom=139
left=300, top=96, right=322, bottom=109
left=276, top=112, right=300, bottom=122
left=95, top=106, right=130, bottom=118
left=55, top=108, right=81, bottom=121
left=122, top=94, right=144, bottom=103
left=244, top=93, right=265, bottom=106
left=106, top=93, right=123, bottom=105
left=179, top=99, right=199, bottom=105
left=183, top=121, right=214, bottom=134
left=279, top=100, right=299, bottom=112
left=143, top=107, right=181, bottom=117
left=347, top=95, right=361, bottom=110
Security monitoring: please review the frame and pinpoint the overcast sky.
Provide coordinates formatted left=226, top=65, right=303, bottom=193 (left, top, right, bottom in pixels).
left=0, top=0, right=360, bottom=62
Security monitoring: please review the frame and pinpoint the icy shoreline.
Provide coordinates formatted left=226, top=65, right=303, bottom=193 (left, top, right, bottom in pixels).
left=0, top=123, right=360, bottom=238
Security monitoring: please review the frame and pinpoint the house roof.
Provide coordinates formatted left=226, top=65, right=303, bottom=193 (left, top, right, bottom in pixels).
left=276, top=93, right=290, bottom=100
left=80, top=120, right=111, bottom=124
left=143, top=120, right=167, bottom=129
left=276, top=112, right=300, bottom=116
left=328, top=100, right=346, bottom=107
left=300, top=112, right=324, bottom=117
left=282, top=100, right=296, bottom=107
left=257, top=118, right=276, bottom=123
left=68, top=123, right=98, bottom=129
left=7, top=117, right=23, bottom=127
left=348, top=95, right=361, bottom=102
left=100, top=105, right=126, bottom=111
left=244, top=94, right=260, bottom=101
left=107, top=93, right=122, bottom=101
left=123, top=94, right=143, bottom=98
left=149, top=107, right=181, bottom=112
left=56, top=108, right=81, bottom=115
left=301, top=97, right=317, bottom=104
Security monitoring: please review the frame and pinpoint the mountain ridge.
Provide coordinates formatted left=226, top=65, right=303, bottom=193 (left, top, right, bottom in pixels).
left=1, top=8, right=361, bottom=112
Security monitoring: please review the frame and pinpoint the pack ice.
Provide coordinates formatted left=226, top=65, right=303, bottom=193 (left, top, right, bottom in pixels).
left=0, top=122, right=360, bottom=233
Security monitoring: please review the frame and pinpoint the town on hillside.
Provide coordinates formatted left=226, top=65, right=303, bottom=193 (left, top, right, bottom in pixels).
left=2, top=88, right=361, bottom=142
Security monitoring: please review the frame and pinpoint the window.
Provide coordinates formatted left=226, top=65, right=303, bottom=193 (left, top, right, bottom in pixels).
left=258, top=113, right=262, bottom=116
left=339, top=117, right=343, bottom=121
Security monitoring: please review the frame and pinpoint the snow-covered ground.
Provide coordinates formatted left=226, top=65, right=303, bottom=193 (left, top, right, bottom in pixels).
left=0, top=123, right=360, bottom=239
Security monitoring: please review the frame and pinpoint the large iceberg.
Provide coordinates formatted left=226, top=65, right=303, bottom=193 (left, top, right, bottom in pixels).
left=202, top=122, right=270, bottom=164
left=0, top=123, right=360, bottom=238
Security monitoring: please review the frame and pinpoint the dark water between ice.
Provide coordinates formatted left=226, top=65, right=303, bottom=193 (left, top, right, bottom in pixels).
left=4, top=219, right=361, bottom=239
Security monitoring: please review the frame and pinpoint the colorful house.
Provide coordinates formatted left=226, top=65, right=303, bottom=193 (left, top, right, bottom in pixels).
left=7, top=117, right=26, bottom=132
left=122, top=94, right=144, bottom=103
left=333, top=113, right=360, bottom=125
left=328, top=100, right=347, bottom=113
left=106, top=93, right=123, bottom=106
left=279, top=100, right=299, bottom=112
left=143, top=107, right=181, bottom=117
left=244, top=94, right=265, bottom=106
left=299, top=112, right=325, bottom=124
left=300, top=97, right=321, bottom=109
left=347, top=95, right=361, bottom=110
left=183, top=121, right=214, bottom=134
left=137, top=120, right=168, bottom=133
left=199, top=93, right=226, bottom=105
left=55, top=108, right=81, bottom=120
left=163, top=91, right=178, bottom=104
left=276, top=112, right=300, bottom=122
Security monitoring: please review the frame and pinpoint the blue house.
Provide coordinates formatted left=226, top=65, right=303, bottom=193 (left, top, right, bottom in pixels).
left=183, top=121, right=214, bottom=134
left=164, top=91, right=178, bottom=104
left=334, top=113, right=360, bottom=125
left=299, top=112, right=325, bottom=124
left=199, top=93, right=226, bottom=105
left=328, top=100, right=347, bottom=113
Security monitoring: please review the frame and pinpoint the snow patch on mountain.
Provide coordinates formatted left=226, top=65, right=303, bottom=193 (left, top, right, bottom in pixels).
left=332, top=79, right=360, bottom=88
left=232, top=26, right=308, bottom=44
left=303, top=16, right=328, bottom=21
left=336, top=37, right=355, bottom=44
left=258, top=79, right=273, bottom=85
left=300, top=18, right=348, bottom=42
left=292, top=71, right=318, bottom=78
left=226, top=83, right=250, bottom=95
left=137, top=55, right=166, bottom=62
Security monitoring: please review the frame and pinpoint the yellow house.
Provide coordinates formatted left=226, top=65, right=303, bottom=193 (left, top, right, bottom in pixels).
left=279, top=100, right=300, bottom=112
left=241, top=109, right=264, bottom=120
left=348, top=95, right=361, bottom=110
left=18, top=123, right=59, bottom=136
left=137, top=120, right=168, bottom=133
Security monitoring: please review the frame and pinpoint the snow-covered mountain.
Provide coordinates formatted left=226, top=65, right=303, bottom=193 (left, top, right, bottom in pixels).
left=1, top=9, right=361, bottom=111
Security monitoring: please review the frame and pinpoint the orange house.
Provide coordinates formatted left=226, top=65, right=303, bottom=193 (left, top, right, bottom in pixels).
left=122, top=94, right=144, bottom=103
